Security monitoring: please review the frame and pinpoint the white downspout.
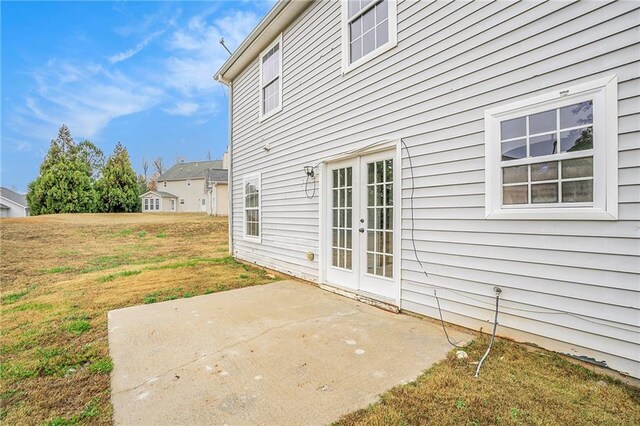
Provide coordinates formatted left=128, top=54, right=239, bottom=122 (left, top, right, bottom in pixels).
left=216, top=74, right=233, bottom=255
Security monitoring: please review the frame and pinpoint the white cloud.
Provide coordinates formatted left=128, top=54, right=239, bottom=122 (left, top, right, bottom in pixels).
left=164, top=101, right=199, bottom=116
left=108, top=29, right=166, bottom=64
left=163, top=10, right=260, bottom=96
left=16, top=59, right=162, bottom=140
left=7, top=3, right=263, bottom=154
left=2, top=136, right=33, bottom=153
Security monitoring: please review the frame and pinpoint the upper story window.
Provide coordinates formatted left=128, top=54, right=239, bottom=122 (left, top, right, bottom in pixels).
left=259, top=34, right=283, bottom=121
left=186, top=179, right=191, bottom=187
left=163, top=181, right=167, bottom=188
left=485, top=76, right=618, bottom=220
left=342, top=0, right=397, bottom=73
left=243, top=173, right=261, bottom=240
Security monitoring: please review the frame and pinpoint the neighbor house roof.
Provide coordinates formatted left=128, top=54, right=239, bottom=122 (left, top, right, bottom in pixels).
left=140, top=191, right=178, bottom=199
left=158, top=161, right=224, bottom=182
left=208, top=169, right=228, bottom=183
left=214, top=0, right=313, bottom=83
left=0, top=187, right=27, bottom=208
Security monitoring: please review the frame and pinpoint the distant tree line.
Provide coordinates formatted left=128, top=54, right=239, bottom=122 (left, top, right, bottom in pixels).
left=27, top=125, right=141, bottom=215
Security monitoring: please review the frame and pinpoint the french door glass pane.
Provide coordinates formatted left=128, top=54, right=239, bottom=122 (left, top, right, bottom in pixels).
left=332, top=166, right=353, bottom=270
left=366, top=159, right=393, bottom=278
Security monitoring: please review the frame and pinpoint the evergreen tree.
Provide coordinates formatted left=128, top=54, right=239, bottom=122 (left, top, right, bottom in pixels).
left=77, top=140, right=105, bottom=179
left=27, top=125, right=97, bottom=215
left=39, top=124, right=74, bottom=173
left=95, top=142, right=140, bottom=212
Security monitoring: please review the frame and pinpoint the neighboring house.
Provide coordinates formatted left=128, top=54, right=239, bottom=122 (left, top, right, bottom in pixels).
left=0, top=187, right=29, bottom=217
left=141, top=158, right=229, bottom=215
left=215, top=1, right=639, bottom=378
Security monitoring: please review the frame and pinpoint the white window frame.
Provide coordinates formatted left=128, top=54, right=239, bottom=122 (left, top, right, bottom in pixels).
left=258, top=33, right=283, bottom=122
left=155, top=198, right=160, bottom=211
left=243, top=173, right=261, bottom=242
left=144, top=198, right=149, bottom=211
left=485, top=75, right=618, bottom=220
left=163, top=181, right=167, bottom=188
left=186, top=179, right=191, bottom=187
left=180, top=198, right=185, bottom=205
left=341, top=0, right=397, bottom=75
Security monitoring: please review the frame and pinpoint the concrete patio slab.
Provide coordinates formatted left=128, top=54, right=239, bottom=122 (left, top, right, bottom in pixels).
left=108, top=280, right=472, bottom=425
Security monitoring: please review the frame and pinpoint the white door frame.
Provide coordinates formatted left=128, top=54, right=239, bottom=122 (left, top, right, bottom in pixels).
left=318, top=139, right=401, bottom=307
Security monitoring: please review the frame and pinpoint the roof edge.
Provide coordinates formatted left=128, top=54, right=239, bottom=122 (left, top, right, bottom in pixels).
left=214, top=0, right=313, bottom=82
left=140, top=190, right=178, bottom=198
left=0, top=194, right=27, bottom=208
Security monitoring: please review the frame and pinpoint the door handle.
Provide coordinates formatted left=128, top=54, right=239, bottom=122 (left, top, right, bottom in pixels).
left=359, top=228, right=365, bottom=233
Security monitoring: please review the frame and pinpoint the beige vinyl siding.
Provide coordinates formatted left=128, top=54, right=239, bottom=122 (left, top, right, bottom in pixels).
left=162, top=179, right=207, bottom=213
left=215, top=183, right=229, bottom=216
left=230, top=0, right=640, bottom=376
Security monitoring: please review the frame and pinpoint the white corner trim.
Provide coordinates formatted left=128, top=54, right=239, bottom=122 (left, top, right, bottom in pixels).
left=258, top=33, right=283, bottom=122
left=242, top=172, right=262, bottom=243
left=341, top=0, right=398, bottom=75
left=484, top=75, right=618, bottom=221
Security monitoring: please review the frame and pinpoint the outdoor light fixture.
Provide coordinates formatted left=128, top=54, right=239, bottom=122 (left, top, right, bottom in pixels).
left=303, top=166, right=314, bottom=178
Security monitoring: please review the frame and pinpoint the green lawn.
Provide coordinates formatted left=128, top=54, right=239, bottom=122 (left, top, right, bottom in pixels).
left=0, top=213, right=280, bottom=424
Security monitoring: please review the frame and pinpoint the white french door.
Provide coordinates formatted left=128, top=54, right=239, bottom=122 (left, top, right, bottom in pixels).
left=324, top=150, right=398, bottom=303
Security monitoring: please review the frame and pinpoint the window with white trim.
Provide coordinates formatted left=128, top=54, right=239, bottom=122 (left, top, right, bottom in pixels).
left=186, top=179, right=191, bottom=187
left=243, top=174, right=261, bottom=240
left=342, top=0, right=397, bottom=73
left=163, top=181, right=167, bottom=188
left=155, top=198, right=160, bottom=210
left=485, top=76, right=618, bottom=220
left=144, top=198, right=149, bottom=211
left=259, top=34, right=282, bottom=120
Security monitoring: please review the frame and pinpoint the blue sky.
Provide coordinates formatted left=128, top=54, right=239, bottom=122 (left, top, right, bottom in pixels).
left=1, top=1, right=273, bottom=192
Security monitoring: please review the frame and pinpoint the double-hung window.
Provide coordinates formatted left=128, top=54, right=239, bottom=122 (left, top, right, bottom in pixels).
left=155, top=198, right=160, bottom=211
left=485, top=76, right=618, bottom=220
left=144, top=198, right=149, bottom=211
left=342, top=0, right=397, bottom=73
left=243, top=174, right=261, bottom=240
left=259, top=34, right=283, bottom=120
